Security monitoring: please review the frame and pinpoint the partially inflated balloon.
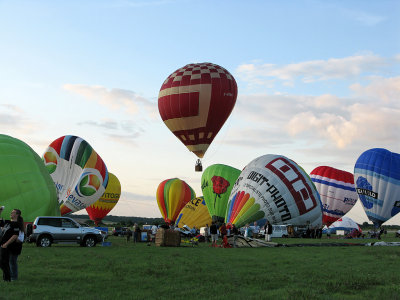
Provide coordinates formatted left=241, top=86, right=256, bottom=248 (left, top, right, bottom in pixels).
left=310, top=166, right=358, bottom=226
left=158, top=62, right=237, bottom=159
left=201, top=164, right=241, bottom=223
left=156, top=178, right=196, bottom=225
left=43, top=135, right=109, bottom=215
left=354, top=148, right=400, bottom=227
left=226, top=154, right=322, bottom=228
left=0, top=135, right=59, bottom=222
left=175, top=196, right=212, bottom=229
left=86, top=173, right=121, bottom=225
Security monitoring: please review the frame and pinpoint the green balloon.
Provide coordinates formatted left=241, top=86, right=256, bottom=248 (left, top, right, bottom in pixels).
left=0, top=135, right=60, bottom=222
left=201, top=164, right=241, bottom=223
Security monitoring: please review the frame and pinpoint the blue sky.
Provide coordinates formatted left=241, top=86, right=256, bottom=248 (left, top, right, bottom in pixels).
left=1, top=0, right=399, bottom=224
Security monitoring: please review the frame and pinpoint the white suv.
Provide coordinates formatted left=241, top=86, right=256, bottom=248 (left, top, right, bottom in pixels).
left=29, top=216, right=106, bottom=247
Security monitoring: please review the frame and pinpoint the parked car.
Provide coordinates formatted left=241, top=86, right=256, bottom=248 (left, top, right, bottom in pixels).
left=112, top=227, right=130, bottom=236
left=29, top=216, right=106, bottom=247
left=259, top=225, right=289, bottom=238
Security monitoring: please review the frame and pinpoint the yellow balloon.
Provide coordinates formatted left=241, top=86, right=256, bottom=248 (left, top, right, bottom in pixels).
left=175, top=196, right=212, bottom=229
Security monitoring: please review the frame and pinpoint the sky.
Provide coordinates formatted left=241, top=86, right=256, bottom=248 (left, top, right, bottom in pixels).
left=1, top=0, right=399, bottom=225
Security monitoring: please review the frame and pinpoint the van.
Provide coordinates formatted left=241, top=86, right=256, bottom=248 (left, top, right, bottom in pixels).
left=260, top=225, right=289, bottom=238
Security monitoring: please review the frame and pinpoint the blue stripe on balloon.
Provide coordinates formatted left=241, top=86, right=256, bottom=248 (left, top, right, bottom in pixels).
left=354, top=168, right=400, bottom=186
left=311, top=178, right=356, bottom=192
left=322, top=208, right=345, bottom=216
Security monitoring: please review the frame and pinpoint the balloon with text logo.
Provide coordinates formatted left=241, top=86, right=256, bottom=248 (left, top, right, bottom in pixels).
left=354, top=148, right=400, bottom=227
left=42, top=135, right=109, bottom=215
left=0, top=135, right=59, bottom=222
left=310, top=166, right=358, bottom=226
left=86, top=172, right=121, bottom=225
left=225, top=154, right=323, bottom=228
left=158, top=62, right=237, bottom=171
left=175, top=196, right=212, bottom=229
left=201, top=164, right=241, bottom=223
left=156, top=178, right=196, bottom=225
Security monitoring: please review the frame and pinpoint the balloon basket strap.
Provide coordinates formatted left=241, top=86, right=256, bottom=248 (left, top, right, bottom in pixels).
left=195, top=159, right=203, bottom=172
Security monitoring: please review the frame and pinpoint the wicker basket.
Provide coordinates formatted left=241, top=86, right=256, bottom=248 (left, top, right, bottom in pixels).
left=155, top=228, right=181, bottom=247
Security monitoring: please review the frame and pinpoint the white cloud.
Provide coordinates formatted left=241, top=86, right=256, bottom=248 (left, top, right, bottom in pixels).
left=63, top=84, right=157, bottom=117
left=342, top=9, right=386, bottom=26
left=350, top=76, right=400, bottom=104
left=236, top=54, right=391, bottom=86
left=0, top=104, right=40, bottom=135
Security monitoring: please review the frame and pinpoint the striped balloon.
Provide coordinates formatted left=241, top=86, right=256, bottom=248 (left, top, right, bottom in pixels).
left=354, top=148, right=400, bottom=227
left=43, top=135, right=108, bottom=215
left=156, top=178, right=196, bottom=225
left=310, top=166, right=358, bottom=226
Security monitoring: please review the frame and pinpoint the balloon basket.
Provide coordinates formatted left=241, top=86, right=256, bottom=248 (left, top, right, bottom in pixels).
left=195, top=159, right=203, bottom=172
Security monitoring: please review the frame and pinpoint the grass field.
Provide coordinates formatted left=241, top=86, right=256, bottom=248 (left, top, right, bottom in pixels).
left=1, top=233, right=400, bottom=300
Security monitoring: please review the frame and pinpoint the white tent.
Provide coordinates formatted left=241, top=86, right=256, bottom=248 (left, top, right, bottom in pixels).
left=323, top=216, right=362, bottom=234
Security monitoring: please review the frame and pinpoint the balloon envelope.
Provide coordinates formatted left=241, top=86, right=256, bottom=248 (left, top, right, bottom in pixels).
left=310, top=166, right=358, bottom=226
left=354, top=148, right=400, bottom=227
left=158, top=62, right=237, bottom=158
left=201, top=164, right=241, bottom=223
left=43, top=135, right=109, bottom=215
left=175, top=196, right=212, bottom=229
left=86, top=172, right=121, bottom=225
left=0, top=134, right=59, bottom=222
left=226, top=154, right=322, bottom=228
left=324, top=216, right=362, bottom=234
left=156, top=178, right=196, bottom=225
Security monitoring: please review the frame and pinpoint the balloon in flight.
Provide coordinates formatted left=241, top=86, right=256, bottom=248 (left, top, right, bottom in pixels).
left=226, top=154, right=322, bottom=228
left=0, top=134, right=59, bottom=222
left=43, top=135, right=109, bottom=215
left=201, top=164, right=241, bottom=223
left=86, top=172, right=121, bottom=225
left=310, top=166, right=358, bottom=226
left=158, top=62, right=237, bottom=160
left=354, top=148, right=400, bottom=227
left=175, top=196, right=212, bottom=229
left=156, top=178, right=196, bottom=225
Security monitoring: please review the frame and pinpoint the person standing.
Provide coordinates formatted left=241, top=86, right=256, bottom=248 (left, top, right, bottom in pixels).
left=231, top=224, right=239, bottom=248
left=264, top=220, right=273, bottom=242
left=0, top=207, right=22, bottom=282
left=252, top=221, right=260, bottom=239
left=209, top=221, right=218, bottom=247
left=204, top=224, right=209, bottom=243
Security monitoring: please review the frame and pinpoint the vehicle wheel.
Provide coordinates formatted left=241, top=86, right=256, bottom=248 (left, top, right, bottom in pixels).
left=37, top=235, right=52, bottom=247
left=83, top=236, right=96, bottom=247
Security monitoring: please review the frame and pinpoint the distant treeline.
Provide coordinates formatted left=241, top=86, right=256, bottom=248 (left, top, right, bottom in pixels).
left=71, top=214, right=165, bottom=227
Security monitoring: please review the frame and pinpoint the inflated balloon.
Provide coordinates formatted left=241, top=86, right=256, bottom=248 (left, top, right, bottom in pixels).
left=158, top=62, right=237, bottom=168
left=86, top=173, right=121, bottom=225
left=310, top=166, right=358, bottom=226
left=43, top=135, right=109, bottom=215
left=0, top=134, right=59, bottom=222
left=156, top=178, right=196, bottom=225
left=226, top=154, right=322, bottom=228
left=354, top=148, right=400, bottom=227
left=175, top=196, right=212, bottom=229
left=201, top=164, right=241, bottom=223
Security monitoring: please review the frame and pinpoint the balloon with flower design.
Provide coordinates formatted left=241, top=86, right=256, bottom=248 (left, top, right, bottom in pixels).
left=86, top=172, right=121, bottom=225
left=201, top=164, right=241, bottom=223
left=42, top=135, right=109, bottom=215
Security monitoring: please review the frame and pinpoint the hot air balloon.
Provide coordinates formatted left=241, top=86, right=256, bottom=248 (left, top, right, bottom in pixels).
left=175, top=196, right=212, bottom=229
left=201, top=164, right=241, bottom=223
left=310, top=166, right=358, bottom=226
left=225, top=154, right=322, bottom=228
left=0, top=134, right=59, bottom=222
left=354, top=148, right=400, bottom=227
left=86, top=172, right=121, bottom=225
left=158, top=62, right=238, bottom=171
left=43, top=135, right=109, bottom=215
left=156, top=178, right=196, bottom=225
left=323, top=216, right=362, bottom=235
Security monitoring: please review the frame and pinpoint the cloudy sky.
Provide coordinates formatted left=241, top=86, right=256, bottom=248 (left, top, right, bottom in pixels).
left=1, top=0, right=399, bottom=224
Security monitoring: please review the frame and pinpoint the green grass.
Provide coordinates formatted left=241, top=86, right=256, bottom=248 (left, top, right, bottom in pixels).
left=1, top=234, right=400, bottom=300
